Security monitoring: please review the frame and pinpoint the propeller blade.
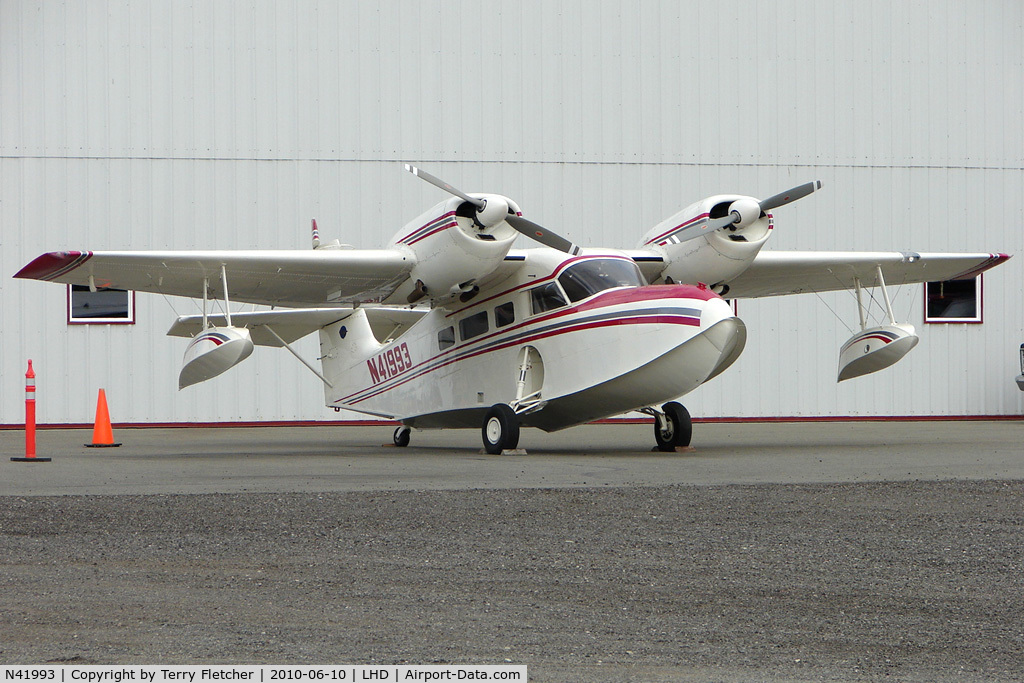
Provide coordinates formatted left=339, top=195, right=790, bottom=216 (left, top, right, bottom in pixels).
left=506, top=215, right=582, bottom=255
left=759, top=180, right=822, bottom=212
left=671, top=181, right=822, bottom=244
left=404, top=164, right=485, bottom=209
left=405, top=164, right=582, bottom=254
left=669, top=214, right=738, bottom=243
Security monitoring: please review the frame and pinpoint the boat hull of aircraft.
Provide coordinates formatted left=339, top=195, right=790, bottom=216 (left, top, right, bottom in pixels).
left=504, top=316, right=744, bottom=432
left=323, top=281, right=745, bottom=433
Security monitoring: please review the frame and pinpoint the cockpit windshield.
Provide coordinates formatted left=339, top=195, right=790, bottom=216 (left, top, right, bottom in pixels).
left=557, top=259, right=645, bottom=303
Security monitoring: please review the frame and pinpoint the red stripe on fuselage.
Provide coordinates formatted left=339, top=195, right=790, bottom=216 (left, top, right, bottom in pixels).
left=445, top=255, right=690, bottom=319
left=450, top=283, right=720, bottom=346
left=337, top=285, right=720, bottom=405
left=340, top=313, right=701, bottom=406
left=574, top=284, right=721, bottom=310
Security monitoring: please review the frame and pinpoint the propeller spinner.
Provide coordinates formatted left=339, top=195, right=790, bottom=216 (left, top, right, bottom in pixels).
left=405, top=164, right=581, bottom=255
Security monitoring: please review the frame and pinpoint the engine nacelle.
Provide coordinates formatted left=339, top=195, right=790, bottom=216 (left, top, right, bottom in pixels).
left=388, top=195, right=521, bottom=304
left=638, top=195, right=773, bottom=292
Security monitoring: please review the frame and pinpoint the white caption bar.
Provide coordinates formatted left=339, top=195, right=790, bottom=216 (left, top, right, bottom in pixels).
left=0, top=667, right=527, bottom=683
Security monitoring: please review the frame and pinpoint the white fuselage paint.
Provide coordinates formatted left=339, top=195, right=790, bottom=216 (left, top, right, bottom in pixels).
left=318, top=248, right=745, bottom=432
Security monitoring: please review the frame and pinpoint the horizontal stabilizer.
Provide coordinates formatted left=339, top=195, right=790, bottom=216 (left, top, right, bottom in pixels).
left=168, top=307, right=427, bottom=347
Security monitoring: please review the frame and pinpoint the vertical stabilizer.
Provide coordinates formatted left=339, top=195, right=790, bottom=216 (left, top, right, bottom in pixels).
left=318, top=308, right=383, bottom=403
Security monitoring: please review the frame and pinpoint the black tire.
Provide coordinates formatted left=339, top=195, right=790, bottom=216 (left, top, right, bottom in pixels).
left=482, top=404, right=520, bottom=455
left=654, top=401, right=692, bottom=451
left=393, top=426, right=411, bottom=447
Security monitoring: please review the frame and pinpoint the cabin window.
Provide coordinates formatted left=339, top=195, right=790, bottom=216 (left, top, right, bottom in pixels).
left=68, top=285, right=135, bottom=324
left=924, top=276, right=982, bottom=323
left=494, top=301, right=515, bottom=328
left=438, top=326, right=455, bottom=350
left=458, top=311, right=489, bottom=341
left=530, top=282, right=568, bottom=314
left=557, top=259, right=645, bottom=303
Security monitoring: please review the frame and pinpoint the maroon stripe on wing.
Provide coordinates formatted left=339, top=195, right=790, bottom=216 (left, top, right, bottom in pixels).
left=14, top=251, right=94, bottom=281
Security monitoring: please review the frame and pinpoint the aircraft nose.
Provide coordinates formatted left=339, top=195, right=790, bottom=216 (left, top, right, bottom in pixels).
left=699, top=296, right=737, bottom=329
left=700, top=315, right=747, bottom=383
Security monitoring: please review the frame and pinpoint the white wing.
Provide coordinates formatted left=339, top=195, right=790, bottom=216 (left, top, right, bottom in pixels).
left=722, top=251, right=1009, bottom=299
left=14, top=249, right=413, bottom=307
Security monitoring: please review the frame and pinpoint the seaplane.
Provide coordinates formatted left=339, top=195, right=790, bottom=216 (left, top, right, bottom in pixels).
left=15, top=165, right=1010, bottom=453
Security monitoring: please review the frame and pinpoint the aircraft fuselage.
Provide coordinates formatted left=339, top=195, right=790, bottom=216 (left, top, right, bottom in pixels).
left=320, top=249, right=746, bottom=432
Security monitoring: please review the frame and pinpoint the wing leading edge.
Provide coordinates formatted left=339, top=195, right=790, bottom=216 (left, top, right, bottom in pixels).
left=720, top=251, right=1010, bottom=299
left=14, top=249, right=413, bottom=307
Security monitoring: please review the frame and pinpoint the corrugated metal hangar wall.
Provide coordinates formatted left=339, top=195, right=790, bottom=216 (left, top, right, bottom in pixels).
left=2, top=0, right=1022, bottom=426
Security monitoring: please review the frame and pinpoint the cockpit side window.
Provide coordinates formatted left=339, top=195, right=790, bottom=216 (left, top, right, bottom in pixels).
left=557, top=259, right=645, bottom=303
left=438, top=326, right=455, bottom=350
left=458, top=311, right=489, bottom=341
left=530, top=282, right=568, bottom=314
left=494, top=301, right=515, bottom=327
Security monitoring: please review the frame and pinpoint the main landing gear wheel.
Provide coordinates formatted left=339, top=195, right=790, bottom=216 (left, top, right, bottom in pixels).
left=654, top=401, right=692, bottom=452
left=482, top=403, right=520, bottom=455
left=393, top=425, right=411, bottom=447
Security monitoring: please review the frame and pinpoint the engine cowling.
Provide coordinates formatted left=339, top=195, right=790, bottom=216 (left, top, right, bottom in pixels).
left=388, top=195, right=521, bottom=304
left=638, top=195, right=772, bottom=292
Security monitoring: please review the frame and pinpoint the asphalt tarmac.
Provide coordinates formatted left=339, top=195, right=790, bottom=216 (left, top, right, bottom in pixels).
left=2, top=421, right=1023, bottom=681
left=2, top=420, right=1023, bottom=495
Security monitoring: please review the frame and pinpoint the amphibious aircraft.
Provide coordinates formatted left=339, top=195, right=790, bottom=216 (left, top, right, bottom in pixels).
left=16, top=165, right=1009, bottom=453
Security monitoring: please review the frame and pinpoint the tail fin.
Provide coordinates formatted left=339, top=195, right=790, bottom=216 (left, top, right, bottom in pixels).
left=309, top=217, right=350, bottom=250
left=318, top=309, right=383, bottom=402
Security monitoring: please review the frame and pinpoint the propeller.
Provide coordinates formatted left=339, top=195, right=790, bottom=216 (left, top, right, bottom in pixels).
left=405, top=164, right=581, bottom=255
left=504, top=214, right=581, bottom=255
left=405, top=164, right=484, bottom=210
left=680, top=180, right=823, bottom=241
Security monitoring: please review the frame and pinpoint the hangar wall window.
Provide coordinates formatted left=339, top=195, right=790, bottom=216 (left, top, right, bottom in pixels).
left=68, top=285, right=135, bottom=324
left=924, top=276, right=982, bottom=324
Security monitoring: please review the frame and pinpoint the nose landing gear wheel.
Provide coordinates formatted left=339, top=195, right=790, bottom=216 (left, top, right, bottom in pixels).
left=393, top=425, right=411, bottom=447
left=654, top=401, right=692, bottom=452
left=482, top=403, right=520, bottom=455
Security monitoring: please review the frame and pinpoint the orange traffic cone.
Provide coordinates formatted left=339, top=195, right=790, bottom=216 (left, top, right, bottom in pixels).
left=85, top=389, right=122, bottom=448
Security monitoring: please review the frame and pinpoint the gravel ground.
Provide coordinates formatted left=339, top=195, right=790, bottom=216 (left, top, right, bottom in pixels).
left=1, top=481, right=1022, bottom=681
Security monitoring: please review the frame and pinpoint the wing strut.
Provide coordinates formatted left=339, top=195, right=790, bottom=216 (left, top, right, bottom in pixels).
left=876, top=265, right=897, bottom=326
left=262, top=326, right=334, bottom=388
left=221, top=265, right=233, bottom=327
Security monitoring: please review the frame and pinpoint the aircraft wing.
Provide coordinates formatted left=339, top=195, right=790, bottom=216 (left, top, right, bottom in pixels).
left=721, top=251, right=1010, bottom=299
left=14, top=249, right=413, bottom=307
left=167, top=307, right=428, bottom=347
